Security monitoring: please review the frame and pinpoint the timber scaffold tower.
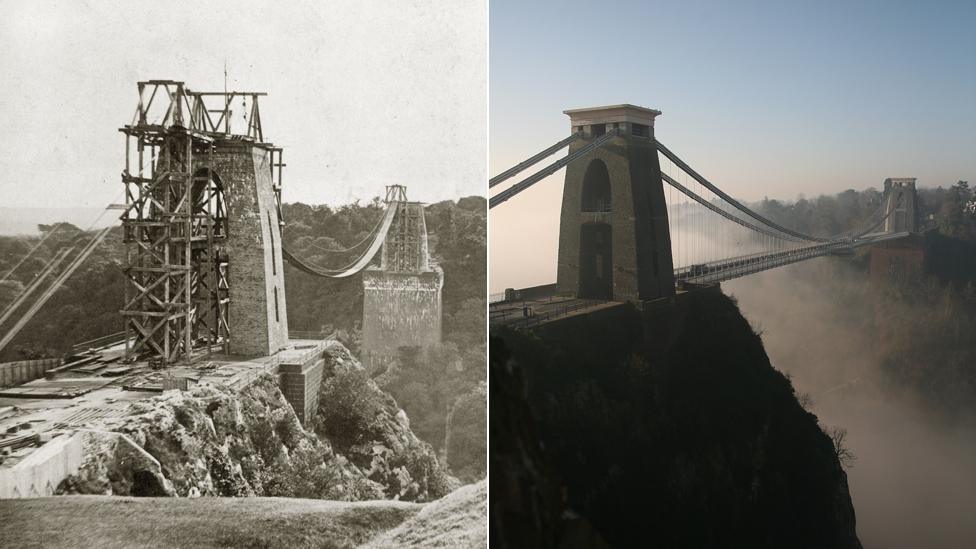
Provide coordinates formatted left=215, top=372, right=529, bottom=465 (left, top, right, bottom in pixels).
left=119, top=80, right=285, bottom=364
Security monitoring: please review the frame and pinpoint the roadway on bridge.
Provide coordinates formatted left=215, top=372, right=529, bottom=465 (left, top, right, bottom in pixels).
left=490, top=295, right=624, bottom=329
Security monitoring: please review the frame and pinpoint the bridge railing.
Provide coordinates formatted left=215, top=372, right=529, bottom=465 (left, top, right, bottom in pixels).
left=676, top=238, right=856, bottom=285
left=494, top=299, right=602, bottom=330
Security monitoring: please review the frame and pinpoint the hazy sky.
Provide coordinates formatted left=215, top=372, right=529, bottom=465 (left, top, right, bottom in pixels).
left=489, top=0, right=976, bottom=292
left=0, top=0, right=486, bottom=215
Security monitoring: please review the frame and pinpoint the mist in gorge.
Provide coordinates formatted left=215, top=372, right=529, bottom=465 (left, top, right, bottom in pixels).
left=725, top=256, right=976, bottom=549
left=666, top=202, right=773, bottom=269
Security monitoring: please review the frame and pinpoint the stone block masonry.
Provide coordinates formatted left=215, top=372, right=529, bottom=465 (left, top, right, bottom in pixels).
left=201, top=143, right=289, bottom=357
left=277, top=343, right=328, bottom=425
left=361, top=200, right=444, bottom=371
left=0, top=432, right=83, bottom=498
left=556, top=105, right=676, bottom=303
left=870, top=233, right=926, bottom=284
left=362, top=269, right=443, bottom=370
left=0, top=358, right=61, bottom=388
left=883, top=178, right=919, bottom=234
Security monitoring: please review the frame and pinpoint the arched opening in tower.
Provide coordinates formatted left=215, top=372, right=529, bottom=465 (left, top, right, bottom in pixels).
left=581, top=159, right=612, bottom=212
left=579, top=222, right=612, bottom=300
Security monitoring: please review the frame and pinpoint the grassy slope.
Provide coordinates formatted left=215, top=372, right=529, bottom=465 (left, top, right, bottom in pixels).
left=364, top=480, right=486, bottom=548
left=0, top=480, right=486, bottom=548
left=0, top=496, right=421, bottom=549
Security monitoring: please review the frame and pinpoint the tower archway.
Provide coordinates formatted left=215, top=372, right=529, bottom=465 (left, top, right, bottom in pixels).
left=581, top=159, right=611, bottom=212
left=555, top=104, right=675, bottom=303
left=578, top=223, right=612, bottom=299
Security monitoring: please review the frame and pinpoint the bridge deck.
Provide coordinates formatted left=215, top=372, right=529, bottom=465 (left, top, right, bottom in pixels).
left=490, top=295, right=624, bottom=329
left=676, top=231, right=911, bottom=285
left=492, top=232, right=912, bottom=331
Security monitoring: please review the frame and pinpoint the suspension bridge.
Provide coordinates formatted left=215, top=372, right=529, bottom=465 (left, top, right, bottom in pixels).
left=0, top=80, right=441, bottom=366
left=0, top=79, right=447, bottom=498
left=489, top=104, right=916, bottom=328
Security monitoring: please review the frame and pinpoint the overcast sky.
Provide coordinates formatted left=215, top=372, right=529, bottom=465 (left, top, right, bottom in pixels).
left=0, top=0, right=486, bottom=215
left=489, top=0, right=976, bottom=292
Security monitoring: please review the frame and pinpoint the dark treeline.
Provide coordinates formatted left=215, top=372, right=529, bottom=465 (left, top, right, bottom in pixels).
left=0, top=223, right=126, bottom=361
left=753, top=180, right=975, bottom=239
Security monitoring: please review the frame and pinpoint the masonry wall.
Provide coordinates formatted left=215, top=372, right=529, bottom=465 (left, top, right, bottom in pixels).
left=200, top=144, right=288, bottom=357
left=883, top=180, right=919, bottom=233
left=0, top=432, right=83, bottom=498
left=278, top=358, right=325, bottom=425
left=556, top=132, right=675, bottom=303
left=0, top=358, right=61, bottom=388
left=361, top=269, right=443, bottom=369
left=870, top=237, right=926, bottom=284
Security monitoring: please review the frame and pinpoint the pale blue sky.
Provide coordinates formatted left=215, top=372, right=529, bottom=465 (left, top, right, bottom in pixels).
left=489, top=0, right=976, bottom=291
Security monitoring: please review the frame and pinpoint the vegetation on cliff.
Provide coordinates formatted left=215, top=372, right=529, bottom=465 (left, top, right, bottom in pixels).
left=0, top=196, right=487, bottom=481
left=59, top=341, right=455, bottom=503
left=281, top=196, right=487, bottom=480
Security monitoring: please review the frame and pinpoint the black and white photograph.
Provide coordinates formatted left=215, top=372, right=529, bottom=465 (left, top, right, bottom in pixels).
left=0, top=1, right=486, bottom=547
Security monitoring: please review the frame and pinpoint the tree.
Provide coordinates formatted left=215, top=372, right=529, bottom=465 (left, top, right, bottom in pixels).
left=828, top=426, right=856, bottom=469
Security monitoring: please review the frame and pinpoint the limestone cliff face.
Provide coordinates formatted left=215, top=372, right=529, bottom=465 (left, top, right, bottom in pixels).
left=491, top=289, right=861, bottom=549
left=59, top=342, right=455, bottom=502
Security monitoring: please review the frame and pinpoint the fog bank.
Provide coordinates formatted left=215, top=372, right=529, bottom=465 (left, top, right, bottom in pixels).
left=726, top=259, right=976, bottom=549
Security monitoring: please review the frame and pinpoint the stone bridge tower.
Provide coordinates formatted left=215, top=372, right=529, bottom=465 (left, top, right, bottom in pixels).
left=120, top=80, right=288, bottom=363
left=361, top=186, right=444, bottom=370
left=883, top=177, right=919, bottom=233
left=556, top=104, right=675, bottom=303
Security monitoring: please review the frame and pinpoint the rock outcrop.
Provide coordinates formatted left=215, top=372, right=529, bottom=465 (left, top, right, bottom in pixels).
left=59, top=341, right=455, bottom=503
left=491, top=288, right=862, bottom=548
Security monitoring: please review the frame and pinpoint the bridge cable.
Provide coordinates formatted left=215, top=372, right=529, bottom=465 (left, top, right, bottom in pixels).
left=0, top=226, right=113, bottom=354
left=0, top=191, right=122, bottom=308
left=0, top=246, right=75, bottom=329
left=0, top=224, right=65, bottom=283
left=853, top=192, right=901, bottom=239
left=490, top=129, right=620, bottom=209
left=656, top=141, right=829, bottom=242
left=489, top=133, right=581, bottom=188
left=284, top=204, right=388, bottom=255
left=281, top=203, right=398, bottom=278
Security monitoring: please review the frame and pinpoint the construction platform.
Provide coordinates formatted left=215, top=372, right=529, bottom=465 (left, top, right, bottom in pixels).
left=0, top=337, right=331, bottom=498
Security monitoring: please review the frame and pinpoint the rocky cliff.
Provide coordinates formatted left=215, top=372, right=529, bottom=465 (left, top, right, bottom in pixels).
left=59, top=341, right=456, bottom=503
left=491, top=288, right=861, bottom=548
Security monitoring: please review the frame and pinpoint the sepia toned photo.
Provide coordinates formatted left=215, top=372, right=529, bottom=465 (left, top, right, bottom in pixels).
left=0, top=1, right=486, bottom=547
